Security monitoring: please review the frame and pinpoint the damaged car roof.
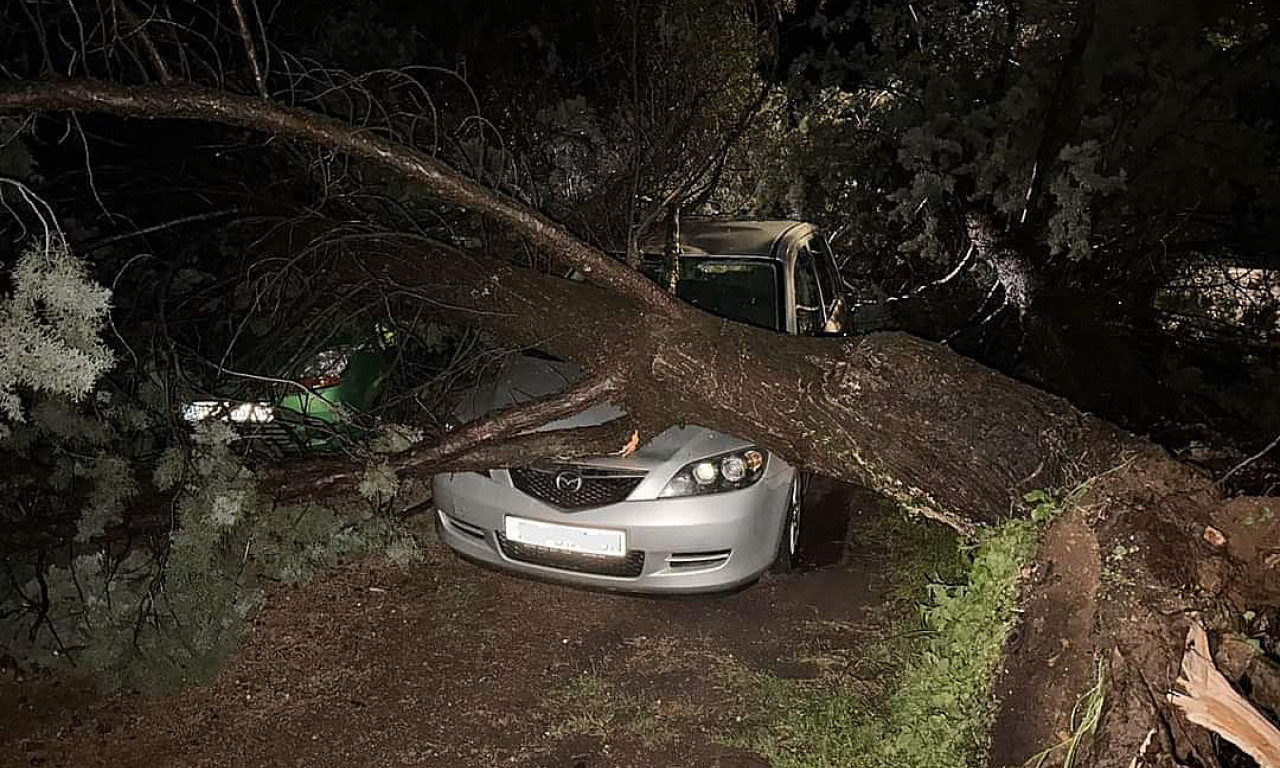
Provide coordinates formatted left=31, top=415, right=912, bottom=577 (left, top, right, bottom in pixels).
left=635, top=219, right=813, bottom=258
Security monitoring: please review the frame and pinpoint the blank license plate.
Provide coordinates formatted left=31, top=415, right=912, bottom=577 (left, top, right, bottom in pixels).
left=504, top=516, right=626, bottom=558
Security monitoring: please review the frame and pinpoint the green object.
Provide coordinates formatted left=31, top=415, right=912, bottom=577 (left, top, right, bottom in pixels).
left=219, top=340, right=391, bottom=454
left=276, top=346, right=385, bottom=424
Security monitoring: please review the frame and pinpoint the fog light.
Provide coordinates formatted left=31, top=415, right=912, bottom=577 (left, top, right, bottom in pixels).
left=662, top=475, right=696, bottom=497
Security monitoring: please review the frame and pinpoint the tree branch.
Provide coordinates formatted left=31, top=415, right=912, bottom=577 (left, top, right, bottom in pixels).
left=228, top=0, right=267, bottom=97
left=397, top=368, right=627, bottom=473
left=115, top=0, right=173, bottom=84
left=81, top=207, right=243, bottom=252
left=0, top=79, right=682, bottom=313
left=1023, top=0, right=1097, bottom=225
left=431, top=419, right=639, bottom=472
left=275, top=368, right=630, bottom=498
left=685, top=81, right=771, bottom=212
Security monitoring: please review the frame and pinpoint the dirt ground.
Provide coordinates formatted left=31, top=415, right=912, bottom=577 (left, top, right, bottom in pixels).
left=988, top=509, right=1101, bottom=768
left=1, top=480, right=904, bottom=768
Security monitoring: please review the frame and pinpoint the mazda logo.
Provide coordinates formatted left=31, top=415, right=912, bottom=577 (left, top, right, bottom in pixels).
left=554, top=470, right=584, bottom=493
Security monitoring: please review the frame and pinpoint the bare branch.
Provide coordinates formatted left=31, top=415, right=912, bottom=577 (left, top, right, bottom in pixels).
left=0, top=79, right=682, bottom=314
left=684, top=81, right=771, bottom=212
left=115, top=0, right=172, bottom=84
left=81, top=207, right=244, bottom=252
left=431, top=419, right=639, bottom=472
left=1219, top=432, right=1280, bottom=486
left=396, top=368, right=626, bottom=473
left=275, top=368, right=629, bottom=497
left=228, top=0, right=266, bottom=97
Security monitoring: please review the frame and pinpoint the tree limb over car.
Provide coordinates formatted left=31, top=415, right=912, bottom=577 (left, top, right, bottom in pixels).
left=276, top=369, right=631, bottom=497
left=0, top=78, right=1114, bottom=531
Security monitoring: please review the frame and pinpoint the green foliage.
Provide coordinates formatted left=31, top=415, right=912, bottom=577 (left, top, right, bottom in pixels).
left=358, top=461, right=400, bottom=503
left=846, top=502, right=969, bottom=603
left=873, top=518, right=1039, bottom=767
left=2, top=422, right=261, bottom=693
left=521, top=0, right=767, bottom=233
left=0, top=232, right=434, bottom=695
left=736, top=517, right=1042, bottom=768
left=1022, top=488, right=1062, bottom=525
left=2, top=414, right=428, bottom=694
left=745, top=0, right=1280, bottom=355
left=29, top=395, right=112, bottom=446
left=75, top=453, right=137, bottom=542
left=0, top=243, right=113, bottom=427
left=252, top=504, right=425, bottom=584
left=1241, top=505, right=1274, bottom=527
left=152, top=444, right=187, bottom=492
left=5, top=542, right=263, bottom=696
left=1046, top=141, right=1126, bottom=262
left=182, top=421, right=259, bottom=529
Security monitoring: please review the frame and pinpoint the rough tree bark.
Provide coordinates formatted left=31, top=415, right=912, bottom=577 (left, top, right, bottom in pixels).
left=2, top=80, right=1276, bottom=768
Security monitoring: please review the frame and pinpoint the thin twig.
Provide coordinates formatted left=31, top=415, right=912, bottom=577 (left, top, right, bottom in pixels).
left=82, top=207, right=244, bottom=252
left=115, top=0, right=172, bottom=84
left=229, top=0, right=267, bottom=97
left=1219, top=433, right=1280, bottom=486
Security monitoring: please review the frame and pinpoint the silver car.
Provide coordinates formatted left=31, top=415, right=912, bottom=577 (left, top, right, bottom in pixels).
left=433, top=220, right=848, bottom=593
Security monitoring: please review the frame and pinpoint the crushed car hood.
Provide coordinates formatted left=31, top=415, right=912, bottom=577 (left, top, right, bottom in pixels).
left=453, top=353, right=753, bottom=472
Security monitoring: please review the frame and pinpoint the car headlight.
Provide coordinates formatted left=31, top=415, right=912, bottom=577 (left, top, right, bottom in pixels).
left=181, top=400, right=275, bottom=424
left=659, top=447, right=767, bottom=497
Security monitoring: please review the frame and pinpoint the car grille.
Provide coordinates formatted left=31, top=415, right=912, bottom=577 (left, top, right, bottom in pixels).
left=232, top=415, right=355, bottom=459
left=233, top=421, right=312, bottom=457
left=509, top=465, right=646, bottom=510
left=497, top=533, right=645, bottom=577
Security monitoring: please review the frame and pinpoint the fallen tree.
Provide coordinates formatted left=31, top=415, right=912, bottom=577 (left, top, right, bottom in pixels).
left=3, top=78, right=1278, bottom=767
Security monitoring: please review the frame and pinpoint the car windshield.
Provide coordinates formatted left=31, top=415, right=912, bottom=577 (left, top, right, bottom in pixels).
left=642, top=257, right=781, bottom=330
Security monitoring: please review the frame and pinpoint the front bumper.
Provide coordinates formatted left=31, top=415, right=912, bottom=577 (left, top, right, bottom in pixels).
left=432, top=463, right=793, bottom=594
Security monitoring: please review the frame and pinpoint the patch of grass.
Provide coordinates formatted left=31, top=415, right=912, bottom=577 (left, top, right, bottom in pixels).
left=730, top=674, right=886, bottom=766
left=545, top=668, right=704, bottom=747
left=878, top=517, right=1041, bottom=767
left=546, top=673, right=616, bottom=738
left=846, top=503, right=969, bottom=602
left=732, top=516, right=1043, bottom=768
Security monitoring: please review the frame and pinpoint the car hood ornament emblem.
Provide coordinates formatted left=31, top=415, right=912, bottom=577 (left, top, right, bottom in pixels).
left=554, top=470, right=584, bottom=493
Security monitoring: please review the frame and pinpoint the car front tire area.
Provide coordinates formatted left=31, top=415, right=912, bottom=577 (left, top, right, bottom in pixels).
left=770, top=473, right=808, bottom=573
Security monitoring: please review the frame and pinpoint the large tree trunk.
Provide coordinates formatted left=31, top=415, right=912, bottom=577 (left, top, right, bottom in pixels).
left=351, top=237, right=1138, bottom=534
left=3, top=80, right=1276, bottom=767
